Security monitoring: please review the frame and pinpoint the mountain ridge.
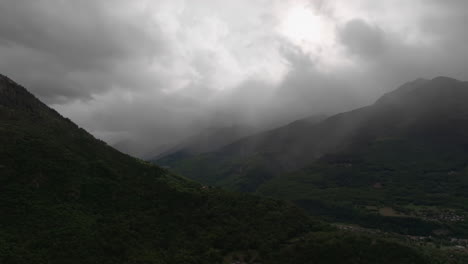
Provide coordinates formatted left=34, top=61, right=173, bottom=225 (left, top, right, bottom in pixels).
left=153, top=76, right=468, bottom=247
left=2, top=73, right=467, bottom=263
left=155, top=76, right=468, bottom=191
left=0, top=73, right=319, bottom=263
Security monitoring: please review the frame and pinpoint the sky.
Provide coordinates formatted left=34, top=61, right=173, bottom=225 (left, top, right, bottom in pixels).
left=0, top=0, right=467, bottom=157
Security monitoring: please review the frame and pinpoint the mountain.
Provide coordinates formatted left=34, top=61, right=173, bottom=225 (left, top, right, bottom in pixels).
left=155, top=77, right=468, bottom=237
left=151, top=114, right=327, bottom=162
left=1, top=73, right=454, bottom=263
left=111, top=138, right=152, bottom=158
left=150, top=125, right=258, bottom=160
left=155, top=77, right=468, bottom=189
left=154, top=113, right=331, bottom=191
left=258, top=77, right=468, bottom=236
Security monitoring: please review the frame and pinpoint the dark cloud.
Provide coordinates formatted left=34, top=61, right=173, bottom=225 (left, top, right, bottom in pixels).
left=0, top=0, right=467, bottom=157
left=0, top=0, right=164, bottom=102
left=339, top=19, right=386, bottom=58
left=0, top=1, right=162, bottom=69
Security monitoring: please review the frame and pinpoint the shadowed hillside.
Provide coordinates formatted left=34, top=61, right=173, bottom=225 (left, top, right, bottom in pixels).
left=155, top=77, right=468, bottom=242
left=2, top=74, right=456, bottom=263
left=0, top=74, right=315, bottom=263
left=155, top=77, right=468, bottom=191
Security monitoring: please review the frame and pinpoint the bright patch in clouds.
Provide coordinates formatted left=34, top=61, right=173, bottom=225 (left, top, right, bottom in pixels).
left=280, top=5, right=327, bottom=48
left=1, top=0, right=467, bottom=156
left=277, top=2, right=350, bottom=71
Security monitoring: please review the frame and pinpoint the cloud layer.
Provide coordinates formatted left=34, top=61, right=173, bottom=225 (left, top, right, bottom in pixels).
left=1, top=0, right=467, bottom=156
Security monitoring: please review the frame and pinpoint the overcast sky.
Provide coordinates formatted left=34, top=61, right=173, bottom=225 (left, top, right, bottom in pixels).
left=1, top=0, right=467, bottom=156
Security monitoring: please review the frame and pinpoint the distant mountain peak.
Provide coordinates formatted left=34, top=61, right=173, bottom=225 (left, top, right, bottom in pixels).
left=160, top=76, right=468, bottom=192
left=431, top=76, right=460, bottom=83
left=376, top=76, right=466, bottom=106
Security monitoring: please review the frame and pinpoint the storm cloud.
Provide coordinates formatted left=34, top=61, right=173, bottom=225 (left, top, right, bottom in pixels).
left=0, top=0, right=467, bottom=157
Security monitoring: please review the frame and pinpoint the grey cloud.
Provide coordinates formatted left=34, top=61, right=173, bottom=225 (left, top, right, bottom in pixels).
left=339, top=19, right=386, bottom=59
left=1, top=0, right=468, bottom=157
left=0, top=0, right=164, bottom=102
left=0, top=1, right=162, bottom=70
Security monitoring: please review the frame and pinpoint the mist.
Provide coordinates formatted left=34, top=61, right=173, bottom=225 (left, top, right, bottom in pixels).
left=1, top=0, right=467, bottom=157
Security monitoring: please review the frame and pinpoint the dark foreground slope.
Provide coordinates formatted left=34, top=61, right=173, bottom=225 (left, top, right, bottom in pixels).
left=0, top=74, right=453, bottom=263
left=0, top=74, right=311, bottom=263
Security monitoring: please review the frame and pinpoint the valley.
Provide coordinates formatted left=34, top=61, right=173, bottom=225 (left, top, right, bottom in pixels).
left=4, top=74, right=466, bottom=262
left=3, top=1, right=468, bottom=263
left=155, top=77, right=468, bottom=248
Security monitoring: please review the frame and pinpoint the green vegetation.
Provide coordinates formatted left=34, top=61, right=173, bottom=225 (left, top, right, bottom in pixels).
left=156, top=77, right=468, bottom=248
left=3, top=74, right=462, bottom=262
left=272, top=232, right=434, bottom=264
left=158, top=151, right=281, bottom=192
left=257, top=136, right=468, bottom=237
left=0, top=75, right=321, bottom=263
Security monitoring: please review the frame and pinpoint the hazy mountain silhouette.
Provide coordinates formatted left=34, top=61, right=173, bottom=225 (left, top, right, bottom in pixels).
left=150, top=125, right=257, bottom=159
left=156, top=77, right=468, bottom=192
left=1, top=73, right=463, bottom=263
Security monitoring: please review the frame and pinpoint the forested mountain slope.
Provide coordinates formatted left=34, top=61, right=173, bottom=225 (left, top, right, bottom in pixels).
left=155, top=77, right=468, bottom=243
left=156, top=77, right=468, bottom=193
left=1, top=74, right=454, bottom=263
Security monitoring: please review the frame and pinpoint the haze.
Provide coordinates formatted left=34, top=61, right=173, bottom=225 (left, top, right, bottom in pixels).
left=0, top=0, right=467, bottom=157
